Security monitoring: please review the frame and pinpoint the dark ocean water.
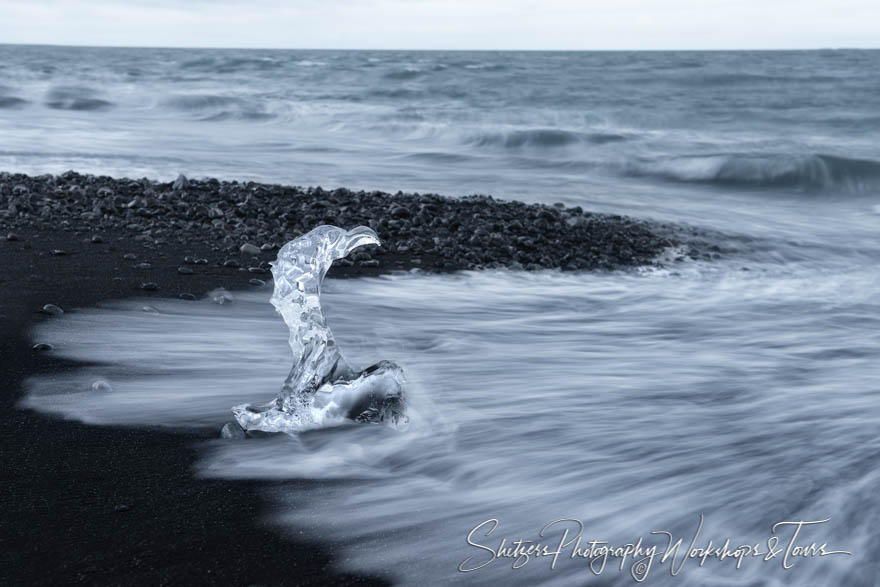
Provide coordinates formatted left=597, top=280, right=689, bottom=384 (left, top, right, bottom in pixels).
left=10, top=46, right=880, bottom=585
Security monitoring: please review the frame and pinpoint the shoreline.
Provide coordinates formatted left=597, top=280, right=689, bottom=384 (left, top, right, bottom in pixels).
left=0, top=171, right=703, bottom=585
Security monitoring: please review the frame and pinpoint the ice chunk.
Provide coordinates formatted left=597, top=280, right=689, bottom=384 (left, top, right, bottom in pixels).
left=232, top=226, right=407, bottom=434
left=209, top=288, right=234, bottom=305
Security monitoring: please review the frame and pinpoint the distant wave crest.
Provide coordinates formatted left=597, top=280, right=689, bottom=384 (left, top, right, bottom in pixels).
left=162, top=94, right=274, bottom=121
left=627, top=153, right=880, bottom=192
left=179, top=56, right=283, bottom=73
left=45, top=86, right=113, bottom=111
left=0, top=96, right=28, bottom=109
left=467, top=128, right=628, bottom=149
left=384, top=68, right=423, bottom=80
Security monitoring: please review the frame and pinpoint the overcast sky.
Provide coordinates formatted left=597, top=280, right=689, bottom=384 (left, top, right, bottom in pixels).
left=2, top=0, right=878, bottom=50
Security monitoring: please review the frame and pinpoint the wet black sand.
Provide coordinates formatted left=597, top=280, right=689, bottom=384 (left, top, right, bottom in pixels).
left=0, top=225, right=393, bottom=586
left=0, top=172, right=703, bottom=585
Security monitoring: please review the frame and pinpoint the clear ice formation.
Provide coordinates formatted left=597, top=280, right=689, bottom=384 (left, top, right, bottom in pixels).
left=232, top=225, right=407, bottom=433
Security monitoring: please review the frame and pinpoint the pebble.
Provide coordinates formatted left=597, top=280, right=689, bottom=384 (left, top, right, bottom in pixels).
left=114, top=504, right=131, bottom=513
left=223, top=259, right=240, bottom=268
left=39, top=304, right=64, bottom=316
left=239, top=243, right=261, bottom=255
left=139, top=282, right=159, bottom=291
left=194, top=258, right=208, bottom=265
left=135, top=262, right=152, bottom=270
left=6, top=233, right=19, bottom=242
left=123, top=253, right=137, bottom=260
left=51, top=249, right=67, bottom=256
left=32, top=343, right=53, bottom=351
left=248, top=278, right=266, bottom=286
left=177, top=266, right=194, bottom=275
left=247, top=267, right=266, bottom=274
left=220, top=422, right=247, bottom=439
left=91, top=235, right=103, bottom=244
left=179, top=293, right=197, bottom=301
left=91, top=380, right=112, bottom=392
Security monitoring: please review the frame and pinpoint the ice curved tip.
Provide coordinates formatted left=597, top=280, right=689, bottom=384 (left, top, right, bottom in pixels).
left=338, top=225, right=380, bottom=258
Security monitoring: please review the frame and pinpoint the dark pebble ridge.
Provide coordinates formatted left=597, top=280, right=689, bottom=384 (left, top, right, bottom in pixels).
left=0, top=171, right=705, bottom=274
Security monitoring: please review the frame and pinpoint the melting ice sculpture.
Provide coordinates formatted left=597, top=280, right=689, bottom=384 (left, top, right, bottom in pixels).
left=231, top=225, right=407, bottom=434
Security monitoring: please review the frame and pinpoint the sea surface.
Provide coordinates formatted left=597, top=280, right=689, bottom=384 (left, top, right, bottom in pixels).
left=9, top=46, right=880, bottom=585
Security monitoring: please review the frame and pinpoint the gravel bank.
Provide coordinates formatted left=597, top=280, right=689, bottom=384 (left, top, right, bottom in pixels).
left=0, top=171, right=705, bottom=275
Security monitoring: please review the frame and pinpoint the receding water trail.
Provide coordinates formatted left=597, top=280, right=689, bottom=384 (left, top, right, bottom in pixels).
left=21, top=259, right=880, bottom=585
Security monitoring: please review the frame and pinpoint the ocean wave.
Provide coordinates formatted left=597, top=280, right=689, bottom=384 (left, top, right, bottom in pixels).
left=0, top=95, right=28, bottom=109
left=467, top=128, right=628, bottom=149
left=384, top=68, right=423, bottom=80
left=162, top=94, right=274, bottom=121
left=456, top=61, right=507, bottom=72
left=626, top=153, right=880, bottom=192
left=45, top=86, right=113, bottom=111
left=180, top=55, right=283, bottom=73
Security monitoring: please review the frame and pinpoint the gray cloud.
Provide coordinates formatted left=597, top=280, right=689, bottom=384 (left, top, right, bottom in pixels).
left=2, top=0, right=878, bottom=49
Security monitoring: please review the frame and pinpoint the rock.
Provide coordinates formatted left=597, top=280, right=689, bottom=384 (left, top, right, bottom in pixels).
left=223, top=259, right=240, bottom=268
left=220, top=422, right=247, bottom=439
left=172, top=174, right=188, bottom=191
left=123, top=253, right=137, bottom=260
left=6, top=233, right=19, bottom=242
left=177, top=266, right=194, bottom=275
left=39, top=304, right=64, bottom=316
left=239, top=243, right=260, bottom=255
left=32, top=343, right=53, bottom=351
left=51, top=249, right=67, bottom=256
left=91, top=235, right=103, bottom=244
left=247, top=267, right=266, bottom=274
left=179, top=293, right=197, bottom=301
left=139, top=282, right=159, bottom=291
left=249, top=278, right=266, bottom=286
left=135, top=262, right=152, bottom=270
left=114, top=504, right=130, bottom=512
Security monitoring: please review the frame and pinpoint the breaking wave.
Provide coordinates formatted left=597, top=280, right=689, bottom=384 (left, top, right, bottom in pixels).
left=626, top=153, right=880, bottom=192
left=0, top=95, right=28, bottom=109
left=162, top=94, right=275, bottom=121
left=45, top=86, right=113, bottom=111
left=467, top=128, right=628, bottom=149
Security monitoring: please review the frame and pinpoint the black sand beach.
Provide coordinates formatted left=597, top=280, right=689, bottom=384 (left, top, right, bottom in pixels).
left=0, top=223, right=395, bottom=586
left=1, top=172, right=697, bottom=585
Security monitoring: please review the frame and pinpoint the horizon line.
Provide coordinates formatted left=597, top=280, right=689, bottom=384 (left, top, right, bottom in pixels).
left=2, top=42, right=878, bottom=52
